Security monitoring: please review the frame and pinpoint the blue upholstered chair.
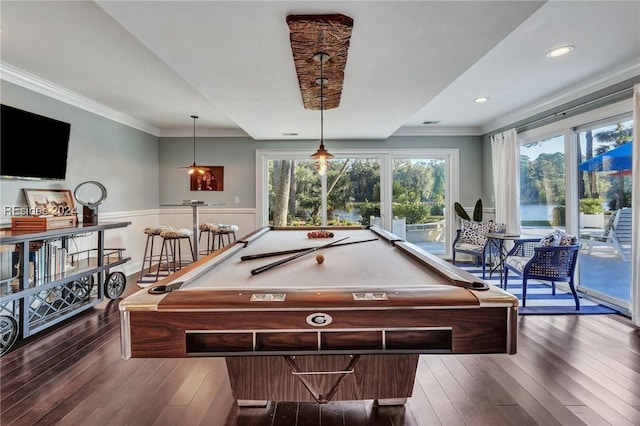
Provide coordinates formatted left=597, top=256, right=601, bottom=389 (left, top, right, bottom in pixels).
left=503, top=230, right=580, bottom=310
left=452, top=220, right=505, bottom=279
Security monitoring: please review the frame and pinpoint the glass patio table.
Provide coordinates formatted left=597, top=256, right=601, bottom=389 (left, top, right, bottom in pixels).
left=483, top=233, right=541, bottom=285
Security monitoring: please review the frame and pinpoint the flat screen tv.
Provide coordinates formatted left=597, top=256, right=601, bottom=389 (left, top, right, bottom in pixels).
left=1, top=104, right=71, bottom=180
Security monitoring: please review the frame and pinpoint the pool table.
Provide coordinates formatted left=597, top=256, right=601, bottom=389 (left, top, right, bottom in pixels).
left=120, top=226, right=518, bottom=405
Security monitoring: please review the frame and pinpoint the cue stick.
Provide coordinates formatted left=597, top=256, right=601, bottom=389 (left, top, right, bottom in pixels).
left=250, top=237, right=349, bottom=276
left=240, top=238, right=378, bottom=261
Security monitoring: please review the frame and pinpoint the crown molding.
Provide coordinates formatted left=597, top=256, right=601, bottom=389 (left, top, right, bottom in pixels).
left=392, top=125, right=483, bottom=137
left=481, top=61, right=640, bottom=135
left=0, top=62, right=161, bottom=136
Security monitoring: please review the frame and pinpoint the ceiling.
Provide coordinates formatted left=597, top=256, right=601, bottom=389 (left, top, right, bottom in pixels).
left=1, top=1, right=639, bottom=140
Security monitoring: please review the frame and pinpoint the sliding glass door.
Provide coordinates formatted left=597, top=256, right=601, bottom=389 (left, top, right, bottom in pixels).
left=518, top=108, right=634, bottom=313
left=576, top=118, right=633, bottom=308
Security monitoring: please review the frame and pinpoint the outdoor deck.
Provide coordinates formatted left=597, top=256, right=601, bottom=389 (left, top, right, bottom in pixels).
left=413, top=225, right=631, bottom=313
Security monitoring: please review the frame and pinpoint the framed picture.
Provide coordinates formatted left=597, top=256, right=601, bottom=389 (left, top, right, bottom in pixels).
left=23, top=189, right=77, bottom=217
left=190, top=166, right=224, bottom=191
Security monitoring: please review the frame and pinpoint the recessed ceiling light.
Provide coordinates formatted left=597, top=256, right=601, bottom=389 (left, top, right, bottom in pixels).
left=473, top=97, right=489, bottom=103
left=545, top=45, right=574, bottom=58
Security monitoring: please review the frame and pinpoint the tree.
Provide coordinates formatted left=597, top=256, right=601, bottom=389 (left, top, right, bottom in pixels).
left=594, top=123, right=633, bottom=209
left=269, top=157, right=447, bottom=226
left=347, top=160, right=380, bottom=203
left=285, top=159, right=355, bottom=224
left=520, top=152, right=566, bottom=205
left=586, top=130, right=601, bottom=198
left=431, top=162, right=445, bottom=203
left=392, top=160, right=434, bottom=203
left=534, top=152, right=565, bottom=204
left=271, top=160, right=292, bottom=226
left=594, top=123, right=632, bottom=153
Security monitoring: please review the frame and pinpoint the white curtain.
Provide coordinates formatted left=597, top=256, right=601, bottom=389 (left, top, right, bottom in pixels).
left=631, top=84, right=640, bottom=326
left=491, top=129, right=521, bottom=235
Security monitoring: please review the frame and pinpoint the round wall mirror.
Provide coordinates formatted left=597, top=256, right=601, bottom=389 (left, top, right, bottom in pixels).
left=74, top=181, right=107, bottom=207
left=74, top=181, right=107, bottom=224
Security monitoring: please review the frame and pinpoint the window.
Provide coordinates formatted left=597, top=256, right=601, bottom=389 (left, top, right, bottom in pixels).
left=520, top=135, right=566, bottom=232
left=257, top=149, right=459, bottom=257
left=266, top=158, right=380, bottom=227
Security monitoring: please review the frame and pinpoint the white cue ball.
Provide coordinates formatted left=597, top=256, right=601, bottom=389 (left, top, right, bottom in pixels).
left=316, top=254, right=325, bottom=264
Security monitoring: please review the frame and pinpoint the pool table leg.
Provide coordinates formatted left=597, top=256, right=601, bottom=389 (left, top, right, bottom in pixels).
left=226, top=354, right=418, bottom=404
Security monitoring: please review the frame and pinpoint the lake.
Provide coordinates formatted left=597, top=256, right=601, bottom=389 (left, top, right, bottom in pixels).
left=521, top=204, right=557, bottom=221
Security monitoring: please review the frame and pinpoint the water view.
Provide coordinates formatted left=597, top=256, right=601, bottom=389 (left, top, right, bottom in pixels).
left=520, top=204, right=557, bottom=222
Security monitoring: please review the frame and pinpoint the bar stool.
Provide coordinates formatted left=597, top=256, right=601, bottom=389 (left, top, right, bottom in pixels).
left=137, top=226, right=173, bottom=286
left=198, top=223, right=237, bottom=253
left=213, top=224, right=238, bottom=251
left=155, top=228, right=195, bottom=281
left=198, top=223, right=217, bottom=255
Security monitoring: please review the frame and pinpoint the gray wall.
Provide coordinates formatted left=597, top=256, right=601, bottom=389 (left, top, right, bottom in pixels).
left=159, top=135, right=485, bottom=208
left=1, top=82, right=160, bottom=221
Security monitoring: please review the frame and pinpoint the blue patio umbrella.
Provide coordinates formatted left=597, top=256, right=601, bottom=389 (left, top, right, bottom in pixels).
left=579, top=141, right=632, bottom=173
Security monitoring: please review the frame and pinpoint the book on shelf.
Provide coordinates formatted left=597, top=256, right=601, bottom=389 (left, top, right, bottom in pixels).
left=13, top=242, right=74, bottom=285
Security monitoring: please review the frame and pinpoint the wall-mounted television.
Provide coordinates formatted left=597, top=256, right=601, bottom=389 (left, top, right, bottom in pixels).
left=1, top=104, right=71, bottom=181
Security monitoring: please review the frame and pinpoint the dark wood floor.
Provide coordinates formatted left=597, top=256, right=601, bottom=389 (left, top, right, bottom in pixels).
left=2, top=278, right=640, bottom=425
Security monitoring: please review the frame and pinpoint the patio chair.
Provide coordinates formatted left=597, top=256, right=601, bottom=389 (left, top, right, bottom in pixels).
left=581, top=208, right=631, bottom=262
left=503, top=230, right=580, bottom=310
left=452, top=220, right=505, bottom=278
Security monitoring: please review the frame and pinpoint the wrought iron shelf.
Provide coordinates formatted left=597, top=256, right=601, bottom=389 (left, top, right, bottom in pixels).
left=0, top=221, right=131, bottom=356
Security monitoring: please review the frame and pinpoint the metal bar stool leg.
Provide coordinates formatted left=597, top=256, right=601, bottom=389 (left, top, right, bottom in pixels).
left=148, top=235, right=157, bottom=273
left=139, top=234, right=152, bottom=278
left=155, top=238, right=168, bottom=281
left=187, top=238, right=195, bottom=262
left=174, top=239, right=179, bottom=269
left=198, top=229, right=212, bottom=256
left=173, top=239, right=180, bottom=273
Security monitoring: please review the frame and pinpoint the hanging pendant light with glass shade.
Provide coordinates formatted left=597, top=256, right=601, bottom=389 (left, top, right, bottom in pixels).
left=309, top=52, right=333, bottom=175
left=180, top=115, right=206, bottom=175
